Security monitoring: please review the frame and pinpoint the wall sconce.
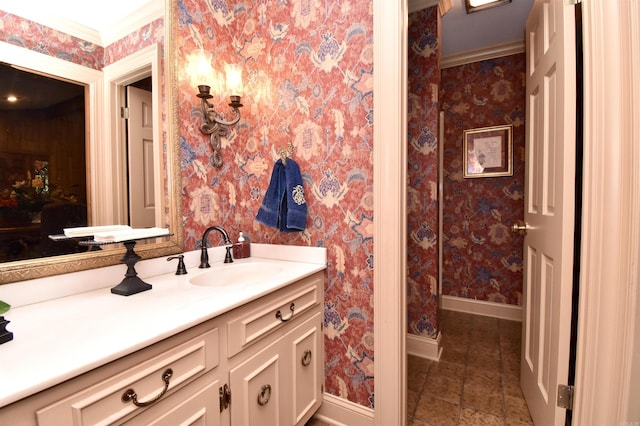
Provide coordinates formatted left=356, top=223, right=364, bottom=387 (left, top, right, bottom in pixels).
left=191, top=50, right=243, bottom=168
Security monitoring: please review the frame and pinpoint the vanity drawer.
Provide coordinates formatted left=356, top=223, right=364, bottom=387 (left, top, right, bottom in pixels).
left=227, top=272, right=323, bottom=358
left=36, top=328, right=219, bottom=426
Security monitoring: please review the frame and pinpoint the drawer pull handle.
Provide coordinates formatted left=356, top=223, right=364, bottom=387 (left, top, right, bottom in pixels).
left=275, top=303, right=295, bottom=322
left=301, top=349, right=312, bottom=367
left=257, top=384, right=272, bottom=406
left=122, top=368, right=173, bottom=407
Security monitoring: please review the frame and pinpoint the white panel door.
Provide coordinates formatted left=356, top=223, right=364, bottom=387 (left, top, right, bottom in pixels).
left=127, top=86, right=156, bottom=228
left=521, top=0, right=576, bottom=425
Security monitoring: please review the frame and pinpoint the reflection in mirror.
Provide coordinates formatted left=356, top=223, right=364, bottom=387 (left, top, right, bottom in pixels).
left=0, top=62, right=89, bottom=261
left=0, top=0, right=183, bottom=284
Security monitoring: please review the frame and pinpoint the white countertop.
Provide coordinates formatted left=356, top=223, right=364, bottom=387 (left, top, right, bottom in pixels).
left=0, top=244, right=326, bottom=407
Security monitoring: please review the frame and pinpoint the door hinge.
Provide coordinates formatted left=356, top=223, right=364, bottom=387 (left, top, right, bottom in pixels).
left=219, top=383, right=231, bottom=412
left=557, top=384, right=574, bottom=410
left=121, top=107, right=129, bottom=119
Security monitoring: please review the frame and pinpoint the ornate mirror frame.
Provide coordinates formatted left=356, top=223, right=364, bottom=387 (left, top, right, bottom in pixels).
left=0, top=0, right=182, bottom=284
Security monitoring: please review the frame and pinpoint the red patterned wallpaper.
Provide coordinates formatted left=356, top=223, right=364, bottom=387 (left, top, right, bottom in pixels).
left=440, top=54, right=526, bottom=305
left=407, top=7, right=440, bottom=338
left=105, top=18, right=165, bottom=66
left=0, top=11, right=104, bottom=70
left=177, top=0, right=375, bottom=407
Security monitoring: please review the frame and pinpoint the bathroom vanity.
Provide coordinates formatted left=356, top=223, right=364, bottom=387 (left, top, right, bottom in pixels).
left=0, top=244, right=326, bottom=425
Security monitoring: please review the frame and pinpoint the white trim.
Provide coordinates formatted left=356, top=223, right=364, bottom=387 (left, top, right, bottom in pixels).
left=574, top=1, right=640, bottom=424
left=441, top=40, right=525, bottom=68
left=101, top=1, right=164, bottom=46
left=373, top=0, right=407, bottom=425
left=407, top=332, right=442, bottom=360
left=313, top=393, right=375, bottom=426
left=408, top=0, right=438, bottom=14
left=441, top=295, right=523, bottom=322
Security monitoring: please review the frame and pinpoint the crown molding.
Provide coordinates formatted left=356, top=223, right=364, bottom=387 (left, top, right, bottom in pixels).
left=441, top=39, right=525, bottom=68
left=101, top=2, right=164, bottom=46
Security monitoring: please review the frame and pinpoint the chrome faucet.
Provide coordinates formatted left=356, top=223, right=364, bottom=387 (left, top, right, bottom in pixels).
left=199, top=225, right=233, bottom=268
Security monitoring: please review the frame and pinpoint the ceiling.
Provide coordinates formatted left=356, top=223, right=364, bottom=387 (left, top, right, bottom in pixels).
left=1, top=0, right=534, bottom=109
left=440, top=0, right=535, bottom=58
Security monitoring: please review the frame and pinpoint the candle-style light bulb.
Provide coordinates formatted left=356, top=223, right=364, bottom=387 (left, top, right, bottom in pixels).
left=225, top=64, right=243, bottom=97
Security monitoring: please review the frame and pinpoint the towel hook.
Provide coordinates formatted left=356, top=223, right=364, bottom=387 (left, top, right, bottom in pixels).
left=278, top=142, right=294, bottom=165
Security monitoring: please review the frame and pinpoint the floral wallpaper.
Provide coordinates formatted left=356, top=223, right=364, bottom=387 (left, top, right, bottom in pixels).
left=177, top=0, right=375, bottom=408
left=104, top=18, right=165, bottom=66
left=440, top=54, right=526, bottom=305
left=407, top=7, right=440, bottom=339
left=0, top=12, right=104, bottom=70
left=0, top=12, right=164, bottom=72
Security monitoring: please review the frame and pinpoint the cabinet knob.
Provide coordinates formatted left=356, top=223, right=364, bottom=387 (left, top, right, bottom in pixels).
left=257, top=384, right=272, bottom=406
left=301, top=350, right=312, bottom=367
left=122, top=368, right=173, bottom=408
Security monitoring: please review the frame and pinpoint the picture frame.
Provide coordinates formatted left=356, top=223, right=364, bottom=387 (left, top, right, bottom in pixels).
left=463, top=124, right=513, bottom=178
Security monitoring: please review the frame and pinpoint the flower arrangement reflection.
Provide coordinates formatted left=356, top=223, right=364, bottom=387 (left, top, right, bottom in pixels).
left=0, top=160, right=77, bottom=226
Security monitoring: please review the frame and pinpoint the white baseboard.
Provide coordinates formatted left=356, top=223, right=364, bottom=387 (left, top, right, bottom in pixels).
left=407, top=332, right=442, bottom=361
left=312, top=393, right=374, bottom=426
left=441, top=295, right=523, bottom=322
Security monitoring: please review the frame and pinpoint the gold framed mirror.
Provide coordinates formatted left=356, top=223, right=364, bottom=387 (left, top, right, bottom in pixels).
left=0, top=0, right=182, bottom=284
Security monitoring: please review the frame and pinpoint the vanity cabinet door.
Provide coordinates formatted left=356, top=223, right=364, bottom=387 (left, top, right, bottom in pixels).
left=229, top=339, right=283, bottom=426
left=288, top=312, right=323, bottom=426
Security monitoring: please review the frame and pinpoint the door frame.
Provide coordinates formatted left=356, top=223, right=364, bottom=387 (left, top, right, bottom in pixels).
left=573, top=1, right=640, bottom=423
left=372, top=0, right=640, bottom=424
left=373, top=0, right=408, bottom=425
left=102, top=43, right=163, bottom=227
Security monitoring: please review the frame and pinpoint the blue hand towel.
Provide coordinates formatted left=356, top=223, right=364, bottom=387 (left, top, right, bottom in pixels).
left=283, top=158, right=307, bottom=231
left=255, top=158, right=307, bottom=232
left=255, top=159, right=285, bottom=229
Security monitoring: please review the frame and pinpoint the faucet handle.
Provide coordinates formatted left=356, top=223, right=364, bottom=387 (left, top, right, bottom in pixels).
left=224, top=246, right=234, bottom=264
left=167, top=255, right=188, bottom=275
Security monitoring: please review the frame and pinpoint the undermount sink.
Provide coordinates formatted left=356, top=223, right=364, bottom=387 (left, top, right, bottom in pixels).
left=189, top=261, right=285, bottom=287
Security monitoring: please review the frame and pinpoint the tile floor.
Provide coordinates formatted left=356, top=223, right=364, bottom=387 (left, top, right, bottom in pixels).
left=306, top=310, right=533, bottom=426
left=408, top=310, right=533, bottom=426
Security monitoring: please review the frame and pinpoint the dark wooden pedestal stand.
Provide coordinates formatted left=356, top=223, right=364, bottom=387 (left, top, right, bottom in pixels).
left=78, top=234, right=172, bottom=296
left=109, top=241, right=152, bottom=296
left=0, top=316, right=13, bottom=344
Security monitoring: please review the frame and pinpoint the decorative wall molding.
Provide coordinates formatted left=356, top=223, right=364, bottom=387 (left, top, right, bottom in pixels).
left=441, top=40, right=525, bottom=69
left=313, top=393, right=375, bottom=426
left=101, top=3, right=163, bottom=46
left=407, top=332, right=443, bottom=361
left=442, top=295, right=523, bottom=322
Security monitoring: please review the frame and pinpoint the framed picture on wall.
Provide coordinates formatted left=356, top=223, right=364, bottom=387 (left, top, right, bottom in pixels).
left=463, top=124, right=513, bottom=178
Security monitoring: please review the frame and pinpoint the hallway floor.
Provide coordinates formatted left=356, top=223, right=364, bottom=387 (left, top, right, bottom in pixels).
left=306, top=310, right=533, bottom=426
left=408, top=310, right=533, bottom=425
